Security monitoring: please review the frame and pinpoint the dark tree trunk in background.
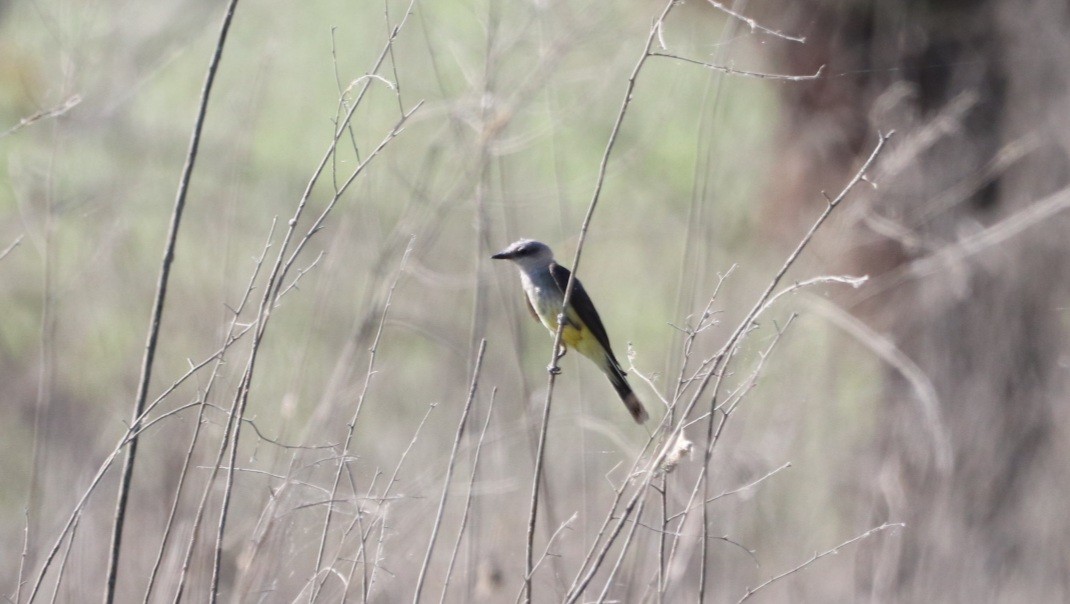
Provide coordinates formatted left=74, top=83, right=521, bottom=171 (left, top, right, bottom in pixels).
left=766, top=1, right=1070, bottom=600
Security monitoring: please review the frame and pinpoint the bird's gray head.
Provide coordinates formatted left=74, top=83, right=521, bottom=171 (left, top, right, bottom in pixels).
left=491, top=239, right=554, bottom=269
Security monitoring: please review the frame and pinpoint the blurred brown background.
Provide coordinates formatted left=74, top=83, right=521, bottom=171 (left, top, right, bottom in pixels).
left=1, top=0, right=1067, bottom=602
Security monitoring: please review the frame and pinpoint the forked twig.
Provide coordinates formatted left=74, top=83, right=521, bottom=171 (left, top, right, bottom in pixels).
left=144, top=219, right=277, bottom=603
left=564, top=132, right=892, bottom=604
left=696, top=315, right=797, bottom=598
left=26, top=286, right=262, bottom=603
left=207, top=96, right=421, bottom=603
left=514, top=514, right=579, bottom=604
left=311, top=238, right=415, bottom=601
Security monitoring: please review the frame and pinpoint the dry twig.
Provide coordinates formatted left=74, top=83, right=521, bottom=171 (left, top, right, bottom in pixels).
left=737, top=523, right=904, bottom=603
left=104, top=1, right=242, bottom=601
left=413, top=340, right=488, bottom=603
left=564, top=132, right=892, bottom=604
left=525, top=3, right=677, bottom=602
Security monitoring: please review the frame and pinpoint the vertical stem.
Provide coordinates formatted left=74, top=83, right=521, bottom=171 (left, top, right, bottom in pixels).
left=413, top=340, right=488, bottom=603
left=523, top=3, right=676, bottom=602
left=103, top=1, right=241, bottom=602
left=311, top=239, right=414, bottom=601
left=440, top=388, right=497, bottom=603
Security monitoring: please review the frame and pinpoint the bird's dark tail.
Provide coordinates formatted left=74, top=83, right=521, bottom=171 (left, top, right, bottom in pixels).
left=605, top=357, right=648, bottom=424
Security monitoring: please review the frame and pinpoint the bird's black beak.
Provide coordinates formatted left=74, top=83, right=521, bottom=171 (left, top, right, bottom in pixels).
left=491, top=250, right=511, bottom=260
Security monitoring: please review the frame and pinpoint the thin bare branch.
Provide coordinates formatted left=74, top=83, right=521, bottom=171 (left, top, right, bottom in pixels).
left=144, top=218, right=277, bottom=604
left=0, top=95, right=81, bottom=139
left=104, top=2, right=242, bottom=600
left=667, top=462, right=792, bottom=522
left=596, top=497, right=648, bottom=602
left=439, top=388, right=497, bottom=603
left=208, top=93, right=421, bottom=604
left=526, top=3, right=677, bottom=603
left=705, top=0, right=806, bottom=43
left=48, top=513, right=79, bottom=604
left=340, top=398, right=435, bottom=602
left=755, top=275, right=868, bottom=319
left=695, top=315, right=797, bottom=599
left=514, top=514, right=579, bottom=604
left=26, top=290, right=259, bottom=604
left=650, top=52, right=824, bottom=81
left=341, top=470, right=386, bottom=604
left=413, top=340, right=488, bottom=603
left=311, top=237, right=415, bottom=601
left=737, top=523, right=904, bottom=603
left=368, top=508, right=391, bottom=596
left=14, top=509, right=30, bottom=604
left=565, top=133, right=892, bottom=604
left=273, top=250, right=325, bottom=303
left=688, top=133, right=892, bottom=408
left=0, top=235, right=23, bottom=262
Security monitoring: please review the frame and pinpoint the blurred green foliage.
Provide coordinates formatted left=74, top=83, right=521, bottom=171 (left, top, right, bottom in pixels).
left=0, top=0, right=886, bottom=600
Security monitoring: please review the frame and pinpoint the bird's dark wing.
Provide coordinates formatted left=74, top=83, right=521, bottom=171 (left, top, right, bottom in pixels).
left=548, top=262, right=618, bottom=362
left=522, top=292, right=540, bottom=322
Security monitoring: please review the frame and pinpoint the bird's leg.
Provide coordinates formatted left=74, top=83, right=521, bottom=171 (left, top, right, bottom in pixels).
left=547, top=312, right=572, bottom=375
left=556, top=344, right=568, bottom=361
left=547, top=344, right=567, bottom=375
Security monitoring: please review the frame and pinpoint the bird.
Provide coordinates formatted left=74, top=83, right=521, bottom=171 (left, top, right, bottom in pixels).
left=491, top=239, right=649, bottom=424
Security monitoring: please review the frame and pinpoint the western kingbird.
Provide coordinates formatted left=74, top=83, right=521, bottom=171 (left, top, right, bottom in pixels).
left=491, top=239, right=649, bottom=424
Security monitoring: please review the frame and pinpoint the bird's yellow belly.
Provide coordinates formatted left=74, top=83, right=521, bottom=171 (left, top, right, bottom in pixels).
left=558, top=317, right=606, bottom=363
left=529, top=289, right=597, bottom=358
left=561, top=323, right=585, bottom=349
left=539, top=312, right=584, bottom=345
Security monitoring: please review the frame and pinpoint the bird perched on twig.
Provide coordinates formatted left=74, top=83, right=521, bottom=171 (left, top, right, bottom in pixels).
left=492, top=239, right=648, bottom=424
